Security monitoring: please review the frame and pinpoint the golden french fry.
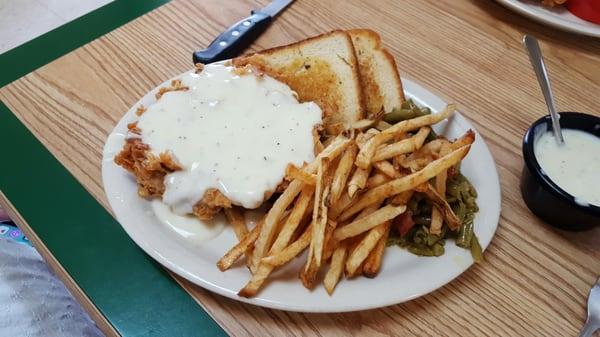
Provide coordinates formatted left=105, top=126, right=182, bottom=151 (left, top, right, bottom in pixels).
left=363, top=222, right=391, bottom=278
left=349, top=119, right=377, bottom=130
left=342, top=145, right=471, bottom=220
left=217, top=220, right=262, bottom=271
left=373, top=160, right=401, bottom=178
left=335, top=205, right=406, bottom=241
left=238, top=205, right=302, bottom=297
left=252, top=136, right=351, bottom=271
left=450, top=129, right=475, bottom=150
left=224, top=207, right=248, bottom=240
left=286, top=164, right=316, bottom=186
left=430, top=201, right=443, bottom=235
left=348, top=166, right=371, bottom=198
left=261, top=225, right=312, bottom=268
left=403, top=130, right=475, bottom=172
left=330, top=144, right=358, bottom=204
left=300, top=256, right=319, bottom=289
left=430, top=142, right=451, bottom=235
left=305, top=219, right=338, bottom=290
left=392, top=154, right=406, bottom=170
left=307, top=158, right=331, bottom=269
left=343, top=235, right=366, bottom=278
left=323, top=242, right=348, bottom=295
left=322, top=219, right=339, bottom=262
left=239, top=223, right=311, bottom=297
left=355, top=130, right=379, bottom=149
left=270, top=187, right=314, bottom=254
left=372, top=127, right=430, bottom=162
left=375, top=120, right=392, bottom=131
left=329, top=191, right=355, bottom=220
left=345, top=222, right=389, bottom=276
left=355, top=200, right=383, bottom=220
left=224, top=207, right=253, bottom=271
left=355, top=104, right=456, bottom=169
left=366, top=173, right=390, bottom=189
left=389, top=190, right=414, bottom=206
left=251, top=180, right=303, bottom=271
left=423, top=183, right=461, bottom=230
left=238, top=263, right=273, bottom=298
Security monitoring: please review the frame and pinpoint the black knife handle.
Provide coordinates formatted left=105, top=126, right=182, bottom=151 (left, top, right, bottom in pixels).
left=193, top=12, right=272, bottom=65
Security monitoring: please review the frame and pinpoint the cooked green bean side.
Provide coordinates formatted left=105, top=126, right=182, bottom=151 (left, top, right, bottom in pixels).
left=388, top=173, right=481, bottom=261
left=384, top=100, right=482, bottom=262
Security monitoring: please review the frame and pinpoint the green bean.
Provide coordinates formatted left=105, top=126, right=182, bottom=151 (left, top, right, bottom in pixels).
left=456, top=215, right=474, bottom=248
left=432, top=243, right=445, bottom=256
left=384, top=108, right=419, bottom=123
left=452, top=202, right=466, bottom=223
left=427, top=233, right=441, bottom=246
left=446, top=181, right=461, bottom=199
left=407, top=243, right=444, bottom=257
left=470, top=235, right=484, bottom=263
left=413, top=227, right=428, bottom=246
left=383, top=99, right=432, bottom=123
left=386, top=235, right=406, bottom=247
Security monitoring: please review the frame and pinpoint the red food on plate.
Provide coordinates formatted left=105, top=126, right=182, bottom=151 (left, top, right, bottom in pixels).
left=394, top=210, right=415, bottom=237
left=567, top=0, right=600, bottom=24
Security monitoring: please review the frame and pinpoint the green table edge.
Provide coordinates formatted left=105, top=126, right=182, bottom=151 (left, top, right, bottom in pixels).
left=0, top=0, right=228, bottom=335
left=0, top=102, right=227, bottom=336
left=0, top=0, right=167, bottom=88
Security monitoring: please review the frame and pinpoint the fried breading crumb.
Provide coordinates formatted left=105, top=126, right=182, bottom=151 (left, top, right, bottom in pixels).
left=155, top=79, right=189, bottom=100
left=127, top=122, right=142, bottom=135
left=135, top=105, right=146, bottom=116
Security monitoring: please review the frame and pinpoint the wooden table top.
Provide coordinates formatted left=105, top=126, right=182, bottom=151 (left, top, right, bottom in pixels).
left=1, top=0, right=599, bottom=336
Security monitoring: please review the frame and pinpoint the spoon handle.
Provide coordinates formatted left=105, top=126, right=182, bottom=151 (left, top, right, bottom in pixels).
left=523, top=35, right=564, bottom=144
left=578, top=319, right=598, bottom=337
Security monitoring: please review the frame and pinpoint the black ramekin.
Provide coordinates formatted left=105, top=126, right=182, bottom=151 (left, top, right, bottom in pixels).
left=521, top=112, right=600, bottom=231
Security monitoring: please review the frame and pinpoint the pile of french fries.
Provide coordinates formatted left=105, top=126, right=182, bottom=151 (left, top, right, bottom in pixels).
left=217, top=103, right=475, bottom=297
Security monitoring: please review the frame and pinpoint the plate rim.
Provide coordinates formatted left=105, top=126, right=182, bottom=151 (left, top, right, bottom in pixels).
left=495, top=0, right=600, bottom=38
left=101, top=71, right=501, bottom=312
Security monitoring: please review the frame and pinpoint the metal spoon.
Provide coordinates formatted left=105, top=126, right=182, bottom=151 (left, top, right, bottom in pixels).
left=523, top=35, right=564, bottom=145
left=579, top=277, right=600, bottom=337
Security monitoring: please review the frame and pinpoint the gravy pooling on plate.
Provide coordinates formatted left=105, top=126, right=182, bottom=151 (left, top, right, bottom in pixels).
left=136, top=64, right=322, bottom=214
left=534, top=128, right=600, bottom=206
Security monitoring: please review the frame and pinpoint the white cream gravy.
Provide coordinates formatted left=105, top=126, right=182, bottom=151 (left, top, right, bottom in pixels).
left=534, top=128, right=600, bottom=207
left=136, top=64, right=322, bottom=215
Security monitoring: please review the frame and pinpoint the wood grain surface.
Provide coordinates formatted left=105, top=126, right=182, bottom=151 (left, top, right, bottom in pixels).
left=1, top=0, right=599, bottom=336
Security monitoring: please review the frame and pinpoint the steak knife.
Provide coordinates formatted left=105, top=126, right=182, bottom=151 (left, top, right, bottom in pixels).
left=193, top=0, right=294, bottom=64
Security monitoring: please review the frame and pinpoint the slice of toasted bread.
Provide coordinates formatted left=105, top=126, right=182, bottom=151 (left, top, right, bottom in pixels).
left=348, top=29, right=405, bottom=119
left=233, top=30, right=365, bottom=134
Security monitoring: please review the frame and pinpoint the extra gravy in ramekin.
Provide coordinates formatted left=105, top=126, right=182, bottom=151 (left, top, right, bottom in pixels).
left=534, top=128, right=600, bottom=207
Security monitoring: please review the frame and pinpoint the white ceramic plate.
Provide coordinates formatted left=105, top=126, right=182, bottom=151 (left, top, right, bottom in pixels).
left=496, top=0, right=600, bottom=37
left=102, top=71, right=501, bottom=312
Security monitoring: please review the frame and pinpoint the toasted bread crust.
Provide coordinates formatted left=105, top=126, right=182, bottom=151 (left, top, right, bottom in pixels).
left=348, top=29, right=404, bottom=118
left=234, top=30, right=365, bottom=134
left=380, top=48, right=404, bottom=101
